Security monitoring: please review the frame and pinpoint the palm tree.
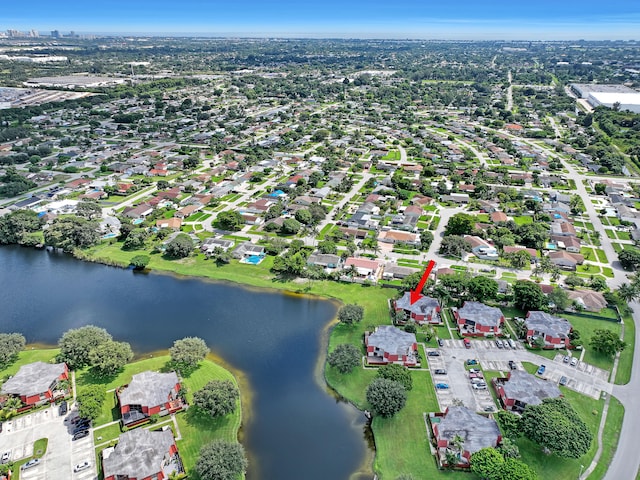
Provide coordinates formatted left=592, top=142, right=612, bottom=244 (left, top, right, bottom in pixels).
left=617, top=283, right=639, bottom=303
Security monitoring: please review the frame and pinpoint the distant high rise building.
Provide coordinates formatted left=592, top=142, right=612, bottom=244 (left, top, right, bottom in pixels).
left=51, top=30, right=60, bottom=38
left=29, top=29, right=39, bottom=37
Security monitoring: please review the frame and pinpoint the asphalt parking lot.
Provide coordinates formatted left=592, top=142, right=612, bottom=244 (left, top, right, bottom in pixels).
left=0, top=404, right=97, bottom=480
left=428, top=339, right=610, bottom=404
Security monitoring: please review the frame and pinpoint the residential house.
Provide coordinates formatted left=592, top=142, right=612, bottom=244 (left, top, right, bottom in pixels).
left=550, top=221, right=577, bottom=237
left=493, top=370, right=561, bottom=412
left=201, top=238, right=235, bottom=255
left=393, top=293, right=441, bottom=324
left=502, top=245, right=538, bottom=262
left=176, top=204, right=202, bottom=218
left=464, top=236, right=499, bottom=261
left=550, top=234, right=582, bottom=253
left=567, top=290, right=608, bottom=312
left=0, top=362, right=68, bottom=406
left=490, top=211, right=508, bottom=223
left=548, top=251, right=584, bottom=270
left=344, top=257, right=382, bottom=281
left=307, top=253, right=342, bottom=270
left=117, top=371, right=184, bottom=426
left=441, top=193, right=470, bottom=204
left=525, top=311, right=573, bottom=348
left=454, top=302, right=505, bottom=337
left=232, top=242, right=265, bottom=260
left=155, top=217, right=182, bottom=230
left=123, top=203, right=153, bottom=219
left=102, top=428, right=183, bottom=480
left=378, top=229, right=420, bottom=246
left=365, top=325, right=419, bottom=366
left=382, top=263, right=419, bottom=280
left=432, top=406, right=502, bottom=467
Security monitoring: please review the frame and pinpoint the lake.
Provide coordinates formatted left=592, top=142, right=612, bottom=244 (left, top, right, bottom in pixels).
left=0, top=246, right=370, bottom=480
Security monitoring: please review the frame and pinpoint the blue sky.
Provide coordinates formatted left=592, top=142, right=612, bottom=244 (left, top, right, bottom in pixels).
left=3, top=0, right=639, bottom=40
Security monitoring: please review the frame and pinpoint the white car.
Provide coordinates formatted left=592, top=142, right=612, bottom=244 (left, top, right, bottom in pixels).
left=1, top=451, right=10, bottom=464
left=74, top=461, right=91, bottom=473
left=570, top=357, right=579, bottom=367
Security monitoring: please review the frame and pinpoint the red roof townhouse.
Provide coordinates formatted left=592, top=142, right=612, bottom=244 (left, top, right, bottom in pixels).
left=365, top=325, right=419, bottom=367
left=493, top=370, right=561, bottom=413
left=454, top=302, right=505, bottom=337
left=0, top=362, right=68, bottom=406
left=393, top=292, right=441, bottom=325
left=432, top=406, right=502, bottom=468
left=117, top=371, right=184, bottom=426
left=525, top=311, right=573, bottom=349
left=103, top=428, right=184, bottom=480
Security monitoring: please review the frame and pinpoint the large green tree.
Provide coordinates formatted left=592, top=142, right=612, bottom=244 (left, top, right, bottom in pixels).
left=76, top=385, right=107, bottom=421
left=513, top=280, right=545, bottom=312
left=470, top=447, right=504, bottom=479
left=88, top=340, right=133, bottom=377
left=338, top=304, right=364, bottom=325
left=44, top=215, right=100, bottom=252
left=195, top=440, right=248, bottom=480
left=444, top=213, right=476, bottom=236
left=0, top=333, right=26, bottom=368
left=217, top=211, right=243, bottom=231
left=366, top=378, right=407, bottom=418
left=521, top=398, right=592, bottom=458
left=194, top=380, right=240, bottom=417
left=58, top=325, right=113, bottom=369
left=169, top=337, right=209, bottom=373
left=618, top=249, right=640, bottom=271
left=327, top=344, right=361, bottom=374
left=376, top=363, right=413, bottom=391
left=439, top=235, right=471, bottom=258
left=468, top=276, right=498, bottom=302
left=165, top=233, right=194, bottom=258
left=590, top=329, right=626, bottom=357
left=0, top=210, right=44, bottom=245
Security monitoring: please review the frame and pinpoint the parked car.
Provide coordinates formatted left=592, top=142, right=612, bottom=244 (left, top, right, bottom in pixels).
left=537, top=364, right=546, bottom=375
left=570, top=357, right=579, bottom=367
left=59, top=400, right=68, bottom=416
left=507, top=339, right=516, bottom=349
left=483, top=405, right=495, bottom=412
left=71, top=416, right=87, bottom=424
left=72, top=430, right=90, bottom=441
left=437, top=338, right=444, bottom=347
left=434, top=369, right=447, bottom=375
left=508, top=360, right=517, bottom=370
left=73, top=422, right=91, bottom=434
left=469, top=368, right=481, bottom=373
left=466, top=359, right=478, bottom=366
left=559, top=376, right=568, bottom=386
left=22, top=458, right=40, bottom=470
left=469, top=372, right=483, bottom=379
left=1, top=451, right=10, bottom=464
left=463, top=338, right=471, bottom=349
left=471, top=377, right=485, bottom=385
left=435, top=383, right=449, bottom=389
left=74, top=461, right=91, bottom=472
left=427, top=350, right=440, bottom=357
left=472, top=383, right=488, bottom=390
left=495, top=339, right=504, bottom=348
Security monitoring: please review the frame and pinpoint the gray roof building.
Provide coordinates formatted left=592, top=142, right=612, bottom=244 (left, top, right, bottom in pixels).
left=436, top=406, right=501, bottom=455
left=232, top=242, right=265, bottom=259
left=307, top=253, right=342, bottom=268
left=395, top=293, right=440, bottom=317
left=119, top=371, right=180, bottom=409
left=367, top=325, right=417, bottom=358
left=103, top=428, right=178, bottom=480
left=501, top=370, right=561, bottom=407
left=457, top=302, right=504, bottom=328
left=525, top=311, right=572, bottom=341
left=1, top=362, right=67, bottom=398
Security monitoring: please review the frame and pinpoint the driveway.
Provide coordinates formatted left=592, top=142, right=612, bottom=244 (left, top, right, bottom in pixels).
left=0, top=404, right=97, bottom=480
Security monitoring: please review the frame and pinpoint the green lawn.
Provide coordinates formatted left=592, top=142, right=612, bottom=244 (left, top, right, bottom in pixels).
left=0, top=348, right=59, bottom=379
left=590, top=396, right=624, bottom=480
left=560, top=314, right=621, bottom=372
left=616, top=312, right=635, bottom=385
left=513, top=216, right=533, bottom=225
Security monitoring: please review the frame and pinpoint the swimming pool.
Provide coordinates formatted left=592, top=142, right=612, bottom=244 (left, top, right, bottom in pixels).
left=242, top=255, right=264, bottom=265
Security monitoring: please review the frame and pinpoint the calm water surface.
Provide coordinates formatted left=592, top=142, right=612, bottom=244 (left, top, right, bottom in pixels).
left=0, top=246, right=370, bottom=480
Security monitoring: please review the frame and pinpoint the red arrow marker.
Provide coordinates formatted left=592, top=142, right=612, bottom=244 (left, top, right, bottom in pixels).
left=410, top=260, right=436, bottom=305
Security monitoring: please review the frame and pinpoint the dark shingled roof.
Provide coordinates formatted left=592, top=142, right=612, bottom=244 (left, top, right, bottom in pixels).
left=437, top=406, right=501, bottom=454
left=103, top=429, right=175, bottom=480
left=525, top=311, right=572, bottom=340
left=1, top=362, right=66, bottom=398
left=368, top=325, right=416, bottom=356
left=119, top=371, right=179, bottom=408
left=503, top=370, right=561, bottom=406
left=457, top=302, right=504, bottom=327
left=395, top=292, right=440, bottom=316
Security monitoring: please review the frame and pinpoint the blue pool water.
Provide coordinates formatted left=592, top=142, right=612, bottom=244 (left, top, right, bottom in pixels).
left=245, top=255, right=263, bottom=264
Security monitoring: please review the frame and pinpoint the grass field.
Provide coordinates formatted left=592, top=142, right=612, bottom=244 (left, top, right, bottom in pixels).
left=561, top=314, right=622, bottom=372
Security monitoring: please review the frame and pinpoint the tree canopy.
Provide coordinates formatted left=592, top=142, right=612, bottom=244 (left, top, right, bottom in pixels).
left=366, top=377, right=407, bottom=418
left=439, top=235, right=471, bottom=258
left=327, top=343, right=361, bottom=374
left=590, top=329, right=626, bottom=357
left=44, top=216, right=100, bottom=252
left=217, top=210, right=244, bottom=231
left=444, top=213, right=476, bottom=236
left=195, top=440, right=248, bottom=480
left=58, top=325, right=113, bottom=369
left=76, top=385, right=107, bottom=421
left=169, top=337, right=210, bottom=374
left=618, top=249, right=640, bottom=271
left=88, top=340, right=134, bottom=377
left=337, top=304, right=364, bottom=325
left=0, top=333, right=26, bottom=369
left=513, top=280, right=545, bottom=312
left=521, top=397, right=592, bottom=458
left=376, top=363, right=413, bottom=391
left=0, top=210, right=44, bottom=245
left=194, top=380, right=240, bottom=418
left=165, top=233, right=194, bottom=258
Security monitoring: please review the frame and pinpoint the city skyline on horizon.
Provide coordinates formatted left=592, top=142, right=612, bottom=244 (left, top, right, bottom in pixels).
left=2, top=0, right=640, bottom=41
